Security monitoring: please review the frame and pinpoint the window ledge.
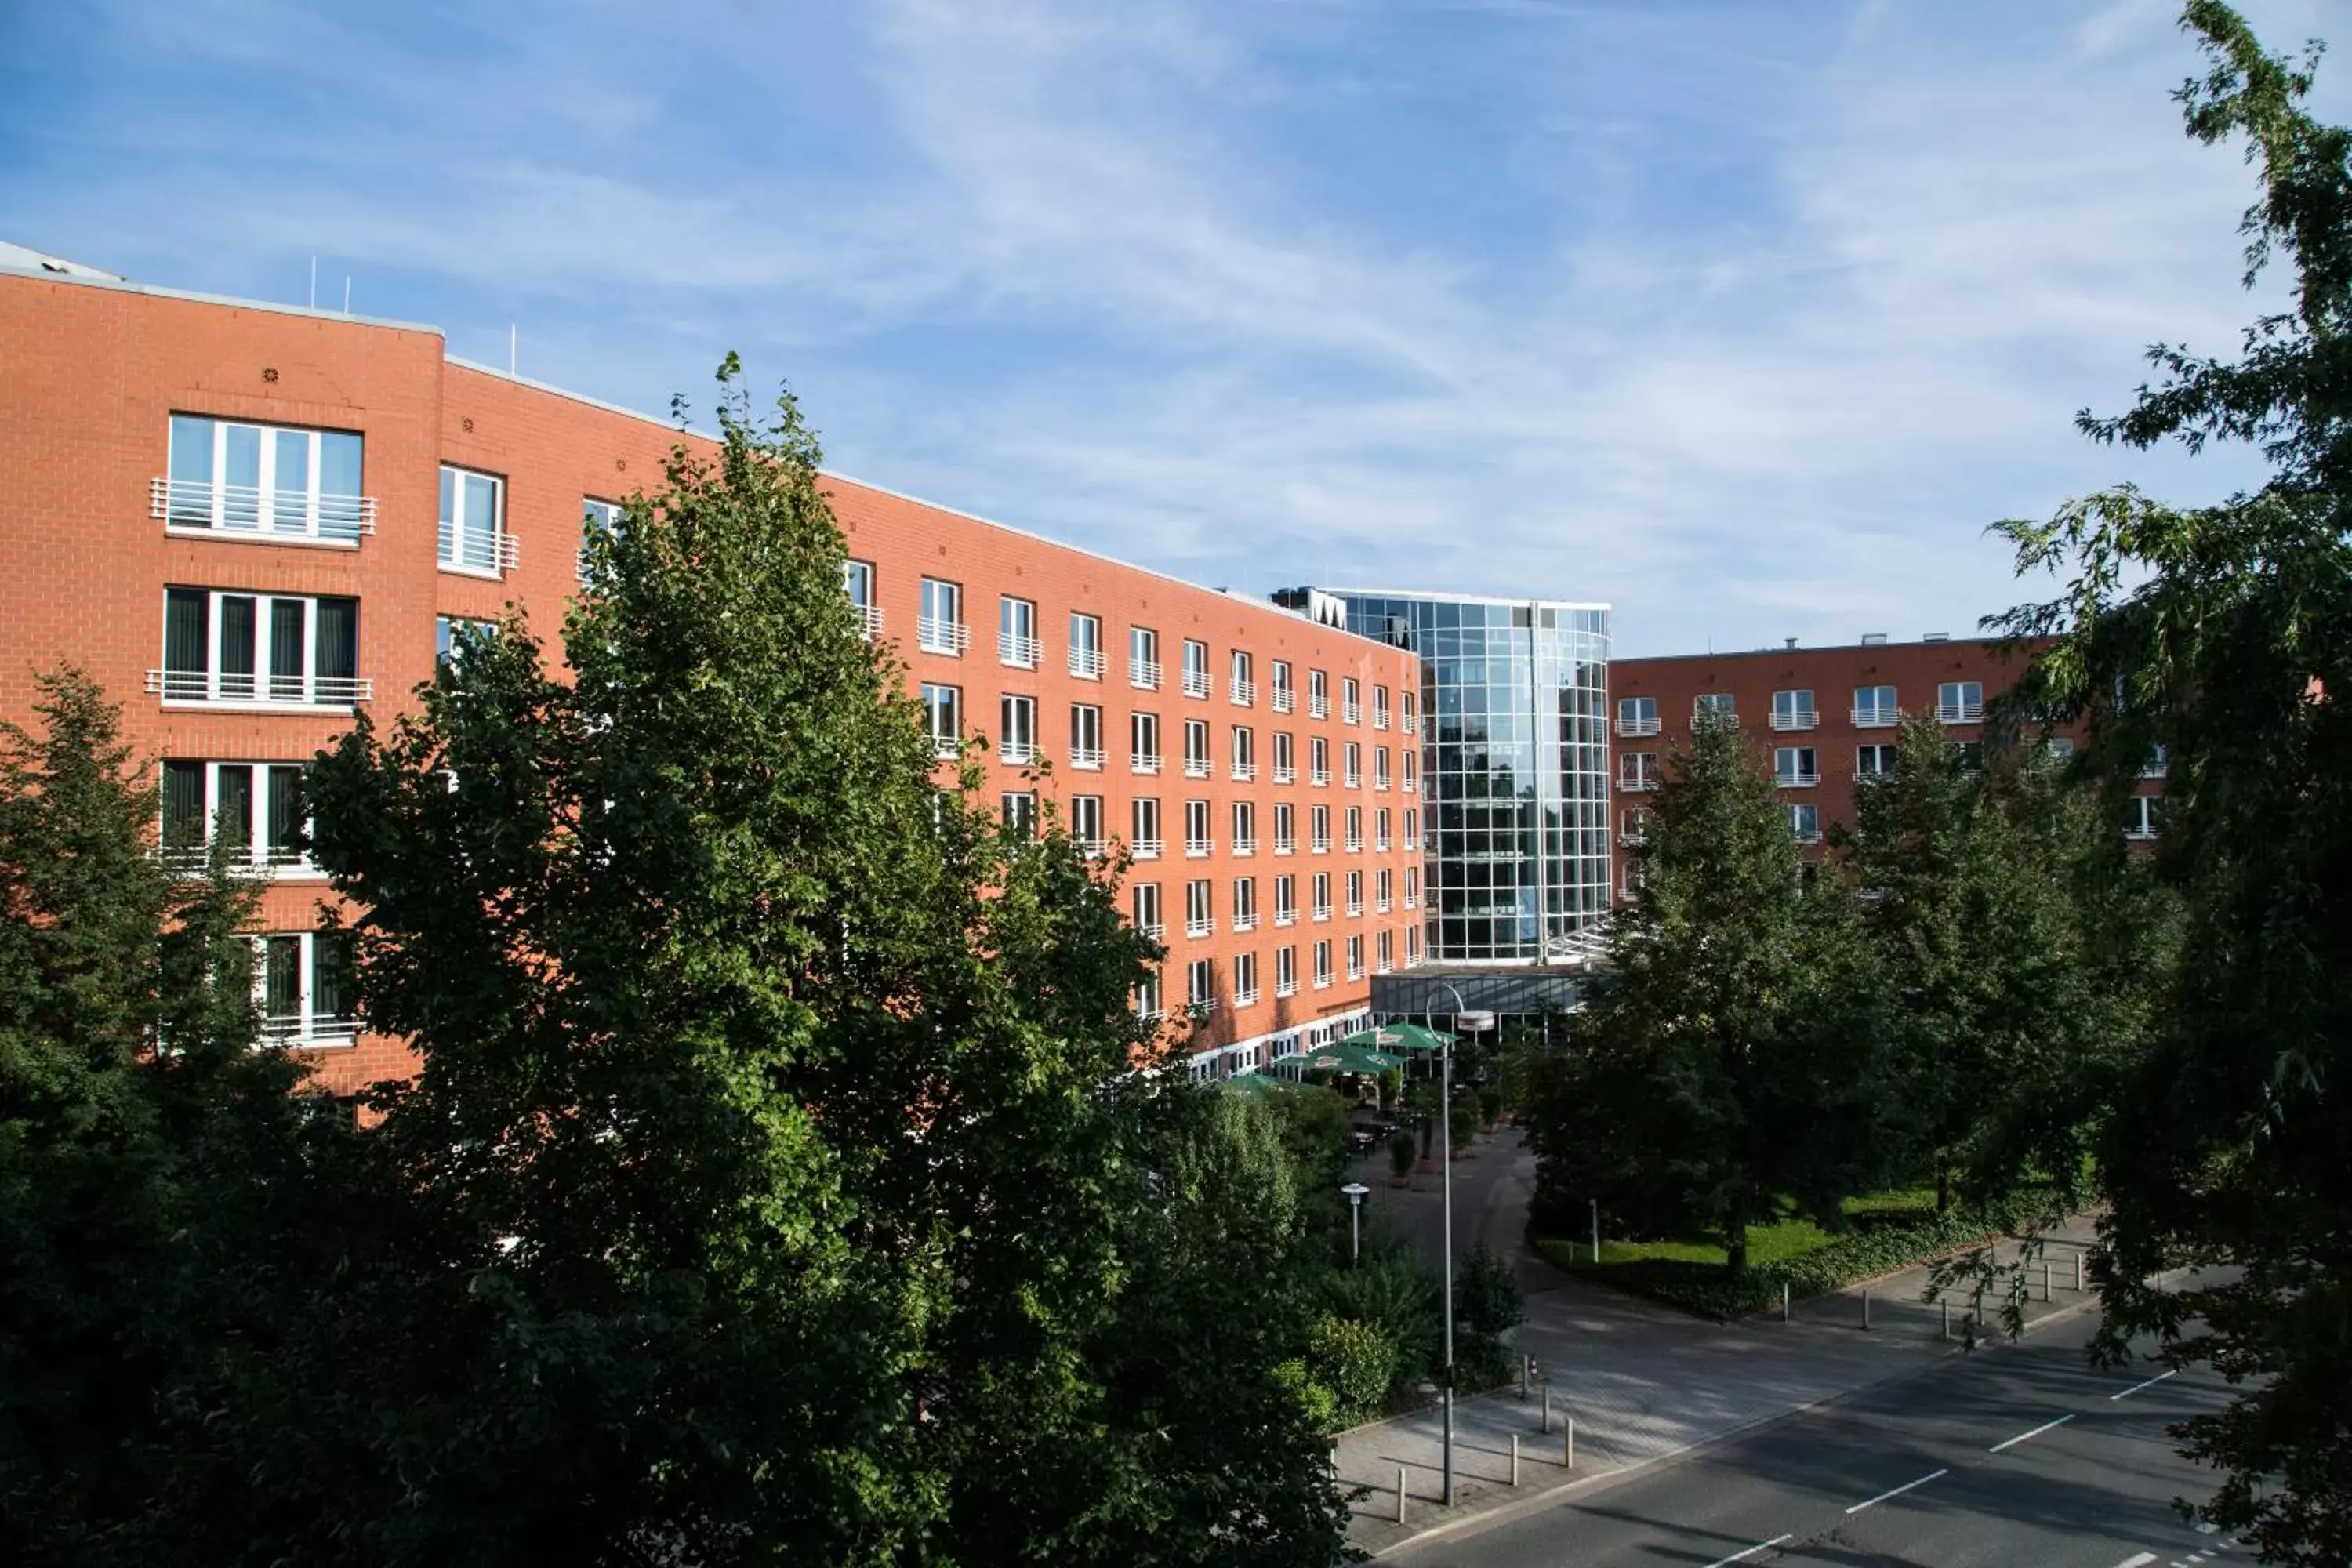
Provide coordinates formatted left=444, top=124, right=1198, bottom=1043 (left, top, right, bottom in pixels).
left=159, top=699, right=360, bottom=716
left=165, top=526, right=363, bottom=551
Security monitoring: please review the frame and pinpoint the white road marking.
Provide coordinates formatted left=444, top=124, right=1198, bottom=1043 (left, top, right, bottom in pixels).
left=1846, top=1468, right=1948, bottom=1514
left=2108, top=1555, right=2155, bottom=1568
left=2112, top=1369, right=2179, bottom=1400
left=1700, top=1534, right=1793, bottom=1568
left=1989, top=1413, right=2077, bottom=1452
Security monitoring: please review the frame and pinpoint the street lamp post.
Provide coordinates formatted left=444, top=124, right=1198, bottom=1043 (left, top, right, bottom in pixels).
left=1426, top=984, right=1497, bottom=1508
left=1341, top=1181, right=1370, bottom=1265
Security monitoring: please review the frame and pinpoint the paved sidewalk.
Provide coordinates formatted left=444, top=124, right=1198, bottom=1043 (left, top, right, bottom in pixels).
left=1334, top=1152, right=2106, bottom=1556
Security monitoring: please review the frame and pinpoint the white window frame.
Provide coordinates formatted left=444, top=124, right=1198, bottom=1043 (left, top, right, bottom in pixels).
left=1182, top=639, right=1211, bottom=699
left=1187, top=879, right=1214, bottom=938
left=999, top=596, right=1040, bottom=669
left=1132, top=881, right=1164, bottom=938
left=255, top=930, right=356, bottom=1045
left=1132, top=797, right=1163, bottom=858
left=1617, top=695, right=1660, bottom=736
left=1131, top=711, right=1162, bottom=774
left=1275, top=873, right=1298, bottom=926
left=1770, top=688, right=1817, bottom=731
left=438, top=464, right=513, bottom=576
left=1938, top=681, right=1985, bottom=724
left=154, top=588, right=365, bottom=710
left=1070, top=703, right=1105, bottom=770
left=1774, top=746, right=1819, bottom=788
left=1232, top=800, right=1258, bottom=856
left=1185, top=798, right=1213, bottom=857
left=921, top=683, right=961, bottom=759
left=1184, top=718, right=1213, bottom=778
left=163, top=415, right=373, bottom=544
left=1069, top=612, right=1104, bottom=678
left=160, top=760, right=315, bottom=877
left=999, top=694, right=1038, bottom=764
left=1130, top=626, right=1161, bottom=689
left=1853, top=684, right=1899, bottom=728
left=919, top=579, right=967, bottom=655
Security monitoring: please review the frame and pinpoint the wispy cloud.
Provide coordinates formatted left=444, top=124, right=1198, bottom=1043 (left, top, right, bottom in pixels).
left=3, top=0, right=2339, bottom=653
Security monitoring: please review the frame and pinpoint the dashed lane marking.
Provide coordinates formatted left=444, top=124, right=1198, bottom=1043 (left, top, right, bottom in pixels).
left=1989, top=1413, right=2076, bottom=1453
left=2111, top=1369, right=2179, bottom=1400
left=1845, top=1468, right=1948, bottom=1515
left=1700, top=1534, right=1792, bottom=1568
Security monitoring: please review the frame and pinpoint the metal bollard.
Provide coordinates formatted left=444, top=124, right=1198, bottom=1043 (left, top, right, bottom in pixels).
left=2074, top=1251, right=2083, bottom=1293
left=1541, top=1381, right=1552, bottom=1433
left=1781, top=1280, right=1791, bottom=1323
left=2041, top=1262, right=2052, bottom=1302
left=1564, top=1416, right=1575, bottom=1470
left=1511, top=1435, right=1520, bottom=1487
left=1519, top=1355, right=1529, bottom=1400
left=1863, top=1288, right=1871, bottom=1330
left=1941, top=1300, right=1951, bottom=1340
left=1397, top=1466, right=1407, bottom=1525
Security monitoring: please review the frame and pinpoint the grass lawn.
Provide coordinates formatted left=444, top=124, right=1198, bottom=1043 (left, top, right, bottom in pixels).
left=1544, top=1186, right=1939, bottom=1271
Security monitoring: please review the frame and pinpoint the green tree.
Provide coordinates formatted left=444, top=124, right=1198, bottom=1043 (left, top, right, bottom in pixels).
left=1523, top=713, right=1901, bottom=1278
left=1988, top=6, right=2352, bottom=1556
left=0, top=670, right=306, bottom=1563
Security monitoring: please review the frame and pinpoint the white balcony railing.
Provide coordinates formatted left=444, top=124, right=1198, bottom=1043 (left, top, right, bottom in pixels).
left=853, top=604, right=885, bottom=639
left=1374, top=709, right=1389, bottom=731
left=1138, top=919, right=1165, bottom=939
left=438, top=527, right=519, bottom=575
left=1375, top=837, right=1390, bottom=853
left=1313, top=905, right=1333, bottom=923
left=1231, top=760, right=1256, bottom=782
left=1131, top=752, right=1162, bottom=775
left=1235, top=985, right=1260, bottom=1006
left=1133, top=837, right=1163, bottom=859
left=1312, top=836, right=1331, bottom=854
left=1777, top=771, right=1820, bottom=789
left=1184, top=757, right=1211, bottom=779
left=1187, top=918, right=1214, bottom=938
left=1233, top=837, right=1257, bottom=857
left=1069, top=647, right=1105, bottom=679
left=931, top=735, right=961, bottom=760
left=1616, top=716, right=1661, bottom=737
left=260, top=1014, right=358, bottom=1046
left=1182, top=669, right=1211, bottom=699
left=1343, top=702, right=1361, bottom=725
left=1272, top=687, right=1294, bottom=713
left=155, top=477, right=376, bottom=543
left=1792, top=828, right=1824, bottom=846
left=1234, top=911, right=1258, bottom=932
left=1276, top=978, right=1298, bottom=997
left=1272, top=764, right=1294, bottom=784
left=918, top=617, right=970, bottom=655
left=1276, top=908, right=1297, bottom=927
left=147, top=669, right=371, bottom=707
left=1230, top=678, right=1256, bottom=707
left=1617, top=774, right=1659, bottom=793
left=1071, top=746, right=1105, bottom=771
left=1186, top=838, right=1212, bottom=858
left=1310, top=695, right=1330, bottom=719
left=1853, top=707, right=1898, bottom=729
left=1345, top=836, right=1363, bottom=854
left=1131, top=657, right=1161, bottom=690
left=1770, top=710, right=1819, bottom=731
left=1000, top=739, right=1036, bottom=764
left=161, top=842, right=316, bottom=877
left=999, top=632, right=1040, bottom=668
left=1345, top=771, right=1362, bottom=790
left=1939, top=702, right=1984, bottom=724
left=1399, top=715, right=1417, bottom=736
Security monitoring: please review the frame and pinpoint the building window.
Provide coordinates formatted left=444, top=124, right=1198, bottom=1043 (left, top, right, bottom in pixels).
left=1233, top=800, right=1258, bottom=855
left=1406, top=925, right=1420, bottom=963
left=1069, top=612, right=1104, bottom=678
left=1001, top=792, right=1037, bottom=837
left=1345, top=807, right=1362, bottom=853
left=1130, top=626, right=1160, bottom=689
left=1131, top=712, right=1162, bottom=774
left=1403, top=750, right=1417, bottom=792
left=1310, top=736, right=1330, bottom=786
left=1313, top=940, right=1334, bottom=989
left=1374, top=746, right=1391, bottom=790
left=1186, top=957, right=1215, bottom=1014
left=1788, top=803, right=1821, bottom=844
left=437, top=465, right=511, bottom=575
left=1273, top=801, right=1296, bottom=855
left=1071, top=794, right=1105, bottom=856
left=1272, top=660, right=1294, bottom=713
left=1617, top=696, right=1660, bottom=736
left=1373, top=685, right=1391, bottom=730
left=1695, top=691, right=1736, bottom=723
left=1342, top=677, right=1362, bottom=725
left=921, top=684, right=960, bottom=758
left=998, top=597, right=1040, bottom=668
left=2125, top=794, right=2162, bottom=840
left=256, top=931, right=356, bottom=1044
left=1345, top=870, right=1363, bottom=916
left=2142, top=745, right=2169, bottom=778
left=1853, top=684, right=1898, bottom=728
left=1274, top=874, right=1298, bottom=926
left=1374, top=808, right=1391, bottom=851
left=1376, top=867, right=1392, bottom=912
left=1404, top=807, right=1419, bottom=845
left=162, top=760, right=310, bottom=875
left=838, top=557, right=880, bottom=636
left=1312, top=873, right=1333, bottom=921
left=434, top=615, right=495, bottom=669
left=1133, top=881, right=1163, bottom=938
left=1132, top=797, right=1163, bottom=858
left=1617, top=751, right=1660, bottom=792
left=1774, top=746, right=1818, bottom=787
left=1276, top=945, right=1298, bottom=996
left=1230, top=649, right=1255, bottom=706
left=1771, top=688, right=1817, bottom=731
left=1619, top=807, right=1650, bottom=845
left=1344, top=742, right=1362, bottom=789
left=1272, top=731, right=1295, bottom=784
left=1182, top=639, right=1210, bottom=698
left=1186, top=879, right=1214, bottom=938
left=1135, top=970, right=1163, bottom=1022
left=1401, top=691, right=1418, bottom=735
left=1938, top=681, right=1984, bottom=724
left=919, top=579, right=966, bottom=655
left=1000, top=695, right=1038, bottom=764
left=1070, top=703, right=1105, bottom=770
left=1856, top=743, right=1898, bottom=779
left=1184, top=719, right=1212, bottom=778
left=1185, top=799, right=1212, bottom=856
left=165, top=415, right=370, bottom=543
left=1309, top=669, right=1330, bottom=719
left=1233, top=876, right=1258, bottom=931
left=1346, top=935, right=1365, bottom=980
left=1312, top=806, right=1331, bottom=854
left=1377, top=929, right=1394, bottom=973
left=1950, top=740, right=1984, bottom=772
left=158, top=588, right=362, bottom=708
left=1234, top=950, right=1259, bottom=1005
left=582, top=498, right=629, bottom=588
left=1232, top=725, right=1256, bottom=780
left=1404, top=865, right=1419, bottom=907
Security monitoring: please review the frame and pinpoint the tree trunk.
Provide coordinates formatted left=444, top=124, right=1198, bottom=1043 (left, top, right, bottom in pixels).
left=1936, top=1166, right=1953, bottom=1215
left=1725, top=1193, right=1750, bottom=1282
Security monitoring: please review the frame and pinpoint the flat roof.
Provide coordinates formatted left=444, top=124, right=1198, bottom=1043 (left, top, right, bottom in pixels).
left=2, top=245, right=445, bottom=336
left=1312, top=586, right=1612, bottom=612
left=1615, top=634, right=2023, bottom=665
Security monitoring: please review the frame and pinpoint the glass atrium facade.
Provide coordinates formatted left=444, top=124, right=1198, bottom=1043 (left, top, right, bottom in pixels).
left=1290, top=590, right=1611, bottom=964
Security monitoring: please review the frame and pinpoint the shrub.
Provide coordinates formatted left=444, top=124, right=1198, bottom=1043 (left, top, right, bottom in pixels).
left=1387, top=1128, right=1416, bottom=1181
left=1324, top=1254, right=1440, bottom=1398
left=1308, top=1313, right=1396, bottom=1423
left=1455, top=1243, right=1523, bottom=1337
left=1476, top=1083, right=1504, bottom=1127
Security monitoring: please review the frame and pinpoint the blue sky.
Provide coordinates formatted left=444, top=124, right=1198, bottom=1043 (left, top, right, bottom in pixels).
left=5, top=0, right=2342, bottom=655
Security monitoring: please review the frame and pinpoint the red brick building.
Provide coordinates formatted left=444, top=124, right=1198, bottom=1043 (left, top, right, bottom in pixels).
left=1610, top=633, right=2164, bottom=900
left=0, top=251, right=1421, bottom=1091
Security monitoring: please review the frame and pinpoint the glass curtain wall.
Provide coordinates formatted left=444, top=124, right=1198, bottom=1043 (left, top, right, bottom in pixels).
left=1316, top=592, right=1610, bottom=963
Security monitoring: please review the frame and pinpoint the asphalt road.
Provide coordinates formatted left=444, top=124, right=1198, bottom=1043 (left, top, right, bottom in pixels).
left=1389, top=1304, right=2238, bottom=1568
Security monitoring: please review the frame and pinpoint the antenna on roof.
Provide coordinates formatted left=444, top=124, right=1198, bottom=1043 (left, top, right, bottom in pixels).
left=342, top=277, right=350, bottom=314
left=308, top=256, right=317, bottom=310
left=509, top=324, right=517, bottom=376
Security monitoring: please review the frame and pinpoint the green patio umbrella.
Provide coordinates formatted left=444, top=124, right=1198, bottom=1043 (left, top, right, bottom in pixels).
left=1341, top=1022, right=1455, bottom=1055
left=1269, top=1039, right=1404, bottom=1078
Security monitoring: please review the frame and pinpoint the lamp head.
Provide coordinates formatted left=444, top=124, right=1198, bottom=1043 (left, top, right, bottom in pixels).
left=1455, top=1009, right=1497, bottom=1033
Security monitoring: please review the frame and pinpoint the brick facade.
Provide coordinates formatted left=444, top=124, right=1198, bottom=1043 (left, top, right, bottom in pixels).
left=1, top=263, right=1418, bottom=1091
